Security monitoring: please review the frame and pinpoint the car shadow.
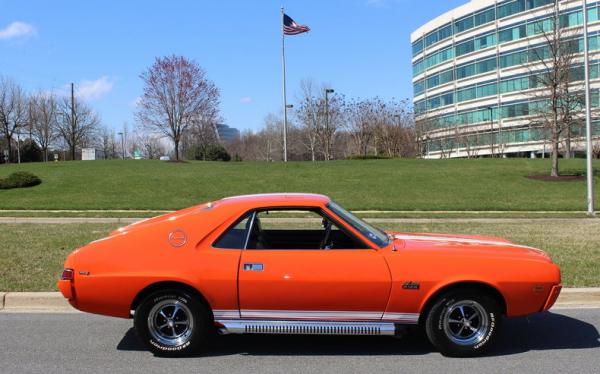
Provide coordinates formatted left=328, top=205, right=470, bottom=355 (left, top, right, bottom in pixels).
left=117, top=311, right=599, bottom=357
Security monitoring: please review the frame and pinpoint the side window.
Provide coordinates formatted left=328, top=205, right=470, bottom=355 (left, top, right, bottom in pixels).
left=213, top=213, right=253, bottom=249
left=246, top=209, right=369, bottom=250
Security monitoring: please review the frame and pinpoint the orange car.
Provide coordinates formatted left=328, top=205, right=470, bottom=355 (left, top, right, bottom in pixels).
left=58, top=193, right=561, bottom=357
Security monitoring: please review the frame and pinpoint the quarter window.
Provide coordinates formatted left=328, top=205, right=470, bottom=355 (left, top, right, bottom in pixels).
left=213, top=213, right=253, bottom=249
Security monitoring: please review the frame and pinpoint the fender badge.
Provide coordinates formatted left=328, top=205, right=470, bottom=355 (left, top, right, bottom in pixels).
left=402, top=281, right=420, bottom=290
left=168, top=229, right=187, bottom=248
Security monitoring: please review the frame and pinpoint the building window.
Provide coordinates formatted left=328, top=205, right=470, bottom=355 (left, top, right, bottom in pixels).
left=412, top=38, right=423, bottom=56
left=456, top=40, right=475, bottom=56
left=439, top=24, right=453, bottom=40
left=474, top=7, right=495, bottom=26
left=455, top=15, right=474, bottom=33
left=413, top=59, right=424, bottom=76
left=414, top=79, right=425, bottom=96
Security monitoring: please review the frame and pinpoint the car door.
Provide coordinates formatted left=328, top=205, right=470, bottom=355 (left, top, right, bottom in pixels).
left=237, top=209, right=392, bottom=321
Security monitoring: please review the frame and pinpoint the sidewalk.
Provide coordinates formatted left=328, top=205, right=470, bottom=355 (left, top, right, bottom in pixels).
left=1, top=217, right=598, bottom=224
left=1, top=289, right=599, bottom=312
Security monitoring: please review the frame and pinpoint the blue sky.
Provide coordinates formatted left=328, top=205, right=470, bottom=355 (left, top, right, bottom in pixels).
left=0, top=0, right=465, bottom=132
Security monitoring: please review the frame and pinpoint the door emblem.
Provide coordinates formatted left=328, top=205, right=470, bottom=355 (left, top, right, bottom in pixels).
left=402, top=281, right=420, bottom=290
left=243, top=263, right=264, bottom=271
left=168, top=229, right=187, bottom=247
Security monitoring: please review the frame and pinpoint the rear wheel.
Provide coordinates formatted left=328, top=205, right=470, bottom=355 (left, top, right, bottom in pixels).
left=425, top=289, right=502, bottom=357
left=134, top=289, right=210, bottom=357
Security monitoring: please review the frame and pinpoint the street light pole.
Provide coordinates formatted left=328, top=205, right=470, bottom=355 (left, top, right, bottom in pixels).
left=487, top=107, right=494, bottom=158
left=118, top=132, right=125, bottom=159
left=325, top=88, right=334, bottom=160
left=582, top=0, right=596, bottom=217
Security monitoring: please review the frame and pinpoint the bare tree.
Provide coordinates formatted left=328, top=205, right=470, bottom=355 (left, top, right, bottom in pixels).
left=139, top=133, right=165, bottom=159
left=345, top=98, right=383, bottom=157
left=527, top=3, right=585, bottom=176
left=258, top=114, right=283, bottom=161
left=593, top=139, right=600, bottom=159
left=182, top=117, right=219, bottom=161
left=375, top=99, right=416, bottom=158
left=296, top=80, right=321, bottom=161
left=136, top=55, right=220, bottom=161
left=56, top=95, right=100, bottom=160
left=30, top=91, right=58, bottom=162
left=0, top=77, right=28, bottom=162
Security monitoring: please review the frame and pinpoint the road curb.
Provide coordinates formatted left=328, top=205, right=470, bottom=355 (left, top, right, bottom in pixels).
left=2, top=292, right=74, bottom=312
left=1, top=288, right=600, bottom=312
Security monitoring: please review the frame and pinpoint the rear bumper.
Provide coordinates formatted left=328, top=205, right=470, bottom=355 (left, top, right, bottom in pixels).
left=57, top=280, right=77, bottom=308
left=542, top=285, right=562, bottom=311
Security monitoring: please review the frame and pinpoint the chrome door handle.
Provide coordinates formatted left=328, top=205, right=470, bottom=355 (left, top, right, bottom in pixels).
left=243, top=263, right=264, bottom=271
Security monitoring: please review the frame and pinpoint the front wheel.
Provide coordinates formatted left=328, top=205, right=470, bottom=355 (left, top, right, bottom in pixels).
left=134, top=290, right=210, bottom=357
left=425, top=290, right=502, bottom=357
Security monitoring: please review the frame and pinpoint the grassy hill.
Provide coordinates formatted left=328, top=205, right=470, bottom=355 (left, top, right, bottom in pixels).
left=0, top=158, right=598, bottom=211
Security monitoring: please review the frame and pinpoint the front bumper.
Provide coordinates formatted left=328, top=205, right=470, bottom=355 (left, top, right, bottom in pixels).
left=542, top=285, right=562, bottom=311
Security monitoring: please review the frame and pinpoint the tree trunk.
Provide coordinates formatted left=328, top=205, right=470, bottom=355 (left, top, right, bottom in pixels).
left=5, top=135, right=11, bottom=163
left=564, top=126, right=571, bottom=159
left=174, top=140, right=180, bottom=161
left=550, top=105, right=559, bottom=177
left=551, top=137, right=559, bottom=177
left=71, top=145, right=76, bottom=161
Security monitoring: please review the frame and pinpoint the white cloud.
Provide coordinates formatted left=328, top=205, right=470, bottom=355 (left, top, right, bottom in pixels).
left=76, top=76, right=114, bottom=101
left=240, top=96, right=252, bottom=104
left=0, top=21, right=37, bottom=40
left=130, top=96, right=142, bottom=108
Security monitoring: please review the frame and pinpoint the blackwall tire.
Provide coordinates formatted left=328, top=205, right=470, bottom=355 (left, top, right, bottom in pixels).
left=134, top=289, right=210, bottom=357
left=425, top=290, right=502, bottom=357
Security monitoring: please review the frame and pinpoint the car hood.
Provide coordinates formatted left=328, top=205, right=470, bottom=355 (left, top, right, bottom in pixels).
left=387, top=231, right=552, bottom=262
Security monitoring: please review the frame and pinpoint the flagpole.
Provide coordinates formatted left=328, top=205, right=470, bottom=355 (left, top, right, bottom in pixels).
left=281, top=7, right=288, bottom=162
left=582, top=0, right=596, bottom=217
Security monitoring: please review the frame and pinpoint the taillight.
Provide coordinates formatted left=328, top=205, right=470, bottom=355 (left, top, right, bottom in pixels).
left=61, top=268, right=74, bottom=281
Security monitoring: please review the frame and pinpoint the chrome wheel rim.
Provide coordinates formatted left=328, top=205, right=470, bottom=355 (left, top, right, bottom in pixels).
left=443, top=300, right=489, bottom=346
left=148, top=300, right=194, bottom=346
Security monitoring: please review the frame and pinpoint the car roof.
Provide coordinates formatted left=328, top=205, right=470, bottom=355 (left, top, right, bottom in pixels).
left=217, top=193, right=330, bottom=208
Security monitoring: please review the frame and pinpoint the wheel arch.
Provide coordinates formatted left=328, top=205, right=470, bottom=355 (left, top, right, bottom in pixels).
left=418, top=281, right=507, bottom=325
left=130, top=281, right=214, bottom=320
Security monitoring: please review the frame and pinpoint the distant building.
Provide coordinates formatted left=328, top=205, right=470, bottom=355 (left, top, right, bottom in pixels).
left=412, top=0, right=600, bottom=158
left=216, top=124, right=240, bottom=143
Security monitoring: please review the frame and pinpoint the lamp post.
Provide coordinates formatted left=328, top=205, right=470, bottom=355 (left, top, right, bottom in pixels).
left=325, top=88, right=334, bottom=131
left=582, top=0, right=596, bottom=216
left=117, top=132, right=125, bottom=159
left=487, top=107, right=494, bottom=158
left=324, top=89, right=335, bottom=160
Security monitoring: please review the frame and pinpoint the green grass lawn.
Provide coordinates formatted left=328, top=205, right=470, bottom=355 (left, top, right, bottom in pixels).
left=0, top=158, right=598, bottom=211
left=1, top=219, right=598, bottom=291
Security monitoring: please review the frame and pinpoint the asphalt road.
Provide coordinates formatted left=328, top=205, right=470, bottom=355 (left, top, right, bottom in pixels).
left=0, top=309, right=599, bottom=374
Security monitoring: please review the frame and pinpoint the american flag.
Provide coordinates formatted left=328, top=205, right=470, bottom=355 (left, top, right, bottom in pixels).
left=283, top=14, right=310, bottom=35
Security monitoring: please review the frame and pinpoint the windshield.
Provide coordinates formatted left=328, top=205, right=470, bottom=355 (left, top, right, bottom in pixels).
left=327, top=201, right=389, bottom=248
